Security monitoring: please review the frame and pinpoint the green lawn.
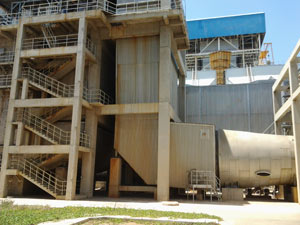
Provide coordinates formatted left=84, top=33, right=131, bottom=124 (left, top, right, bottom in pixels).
left=0, top=201, right=221, bottom=225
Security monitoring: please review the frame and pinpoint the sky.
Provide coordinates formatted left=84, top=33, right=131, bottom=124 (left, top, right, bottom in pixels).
left=184, top=0, right=300, bottom=65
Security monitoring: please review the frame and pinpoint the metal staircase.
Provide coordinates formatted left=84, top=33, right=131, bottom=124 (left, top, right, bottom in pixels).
left=187, top=170, right=222, bottom=201
left=21, top=67, right=113, bottom=104
left=17, top=110, right=90, bottom=148
left=10, top=156, right=66, bottom=198
left=41, top=24, right=56, bottom=48
left=22, top=67, right=74, bottom=98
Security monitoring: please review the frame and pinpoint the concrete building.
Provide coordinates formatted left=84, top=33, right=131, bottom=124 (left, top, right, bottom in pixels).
left=0, top=1, right=298, bottom=203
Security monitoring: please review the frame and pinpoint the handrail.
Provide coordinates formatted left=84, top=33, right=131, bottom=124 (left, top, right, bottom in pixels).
left=9, top=156, right=67, bottom=196
left=17, top=109, right=91, bottom=148
left=83, top=87, right=113, bottom=105
left=0, top=75, right=12, bottom=88
left=0, top=51, right=15, bottom=63
left=22, top=67, right=113, bottom=104
left=22, top=67, right=75, bottom=98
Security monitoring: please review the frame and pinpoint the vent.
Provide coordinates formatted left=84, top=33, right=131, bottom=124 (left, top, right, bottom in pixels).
left=255, top=170, right=271, bottom=177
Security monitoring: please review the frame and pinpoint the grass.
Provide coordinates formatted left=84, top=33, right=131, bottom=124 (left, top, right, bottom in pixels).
left=0, top=200, right=222, bottom=225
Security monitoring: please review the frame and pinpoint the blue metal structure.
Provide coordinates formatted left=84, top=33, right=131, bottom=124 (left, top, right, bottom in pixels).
left=187, top=13, right=266, bottom=40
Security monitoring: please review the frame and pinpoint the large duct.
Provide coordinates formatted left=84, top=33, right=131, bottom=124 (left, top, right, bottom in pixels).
left=218, top=129, right=296, bottom=188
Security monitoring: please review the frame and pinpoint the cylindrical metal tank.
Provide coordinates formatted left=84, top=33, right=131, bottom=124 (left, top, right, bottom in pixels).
left=218, top=129, right=296, bottom=188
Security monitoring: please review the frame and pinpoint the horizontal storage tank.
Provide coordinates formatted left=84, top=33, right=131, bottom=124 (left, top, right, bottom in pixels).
left=218, top=129, right=296, bottom=188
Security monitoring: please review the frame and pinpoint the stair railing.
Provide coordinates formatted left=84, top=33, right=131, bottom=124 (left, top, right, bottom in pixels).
left=10, top=156, right=67, bottom=196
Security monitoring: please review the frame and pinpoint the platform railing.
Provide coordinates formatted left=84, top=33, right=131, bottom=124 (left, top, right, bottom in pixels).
left=0, top=0, right=185, bottom=26
left=0, top=75, right=12, bottom=88
left=22, top=34, right=97, bottom=56
left=83, top=87, right=113, bottom=105
left=22, top=34, right=78, bottom=50
left=0, top=51, right=15, bottom=64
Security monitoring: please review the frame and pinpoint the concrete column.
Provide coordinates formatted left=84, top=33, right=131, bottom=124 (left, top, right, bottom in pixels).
left=16, top=123, right=24, bottom=146
left=292, top=100, right=300, bottom=203
left=159, top=26, right=171, bottom=103
left=21, top=78, right=29, bottom=99
left=289, top=60, right=299, bottom=94
left=156, top=25, right=172, bottom=201
left=108, top=158, right=122, bottom=198
left=66, top=17, right=87, bottom=200
left=79, top=28, right=102, bottom=198
left=157, top=25, right=172, bottom=201
left=80, top=110, right=98, bottom=197
left=0, top=21, right=25, bottom=198
left=157, top=102, right=171, bottom=201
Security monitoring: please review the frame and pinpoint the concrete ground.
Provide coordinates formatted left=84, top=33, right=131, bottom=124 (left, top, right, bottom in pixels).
left=1, top=197, right=300, bottom=225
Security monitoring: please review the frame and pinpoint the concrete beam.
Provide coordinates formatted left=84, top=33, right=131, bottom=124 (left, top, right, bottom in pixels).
left=96, top=103, right=159, bottom=116
left=119, top=186, right=156, bottom=193
left=8, top=145, right=70, bottom=154
left=14, top=98, right=74, bottom=108
left=21, top=46, right=77, bottom=59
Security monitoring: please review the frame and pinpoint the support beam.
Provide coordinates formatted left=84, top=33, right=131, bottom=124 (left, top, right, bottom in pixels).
left=8, top=145, right=70, bottom=154
left=14, top=98, right=74, bottom=108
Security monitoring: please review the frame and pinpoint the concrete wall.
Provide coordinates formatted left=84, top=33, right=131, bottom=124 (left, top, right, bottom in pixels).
left=186, top=80, right=275, bottom=133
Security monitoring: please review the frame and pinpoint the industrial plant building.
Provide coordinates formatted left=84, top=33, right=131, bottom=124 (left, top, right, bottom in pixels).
left=0, top=0, right=298, bottom=203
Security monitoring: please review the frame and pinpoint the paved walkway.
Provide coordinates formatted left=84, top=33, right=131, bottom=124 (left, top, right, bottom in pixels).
left=1, top=197, right=300, bottom=225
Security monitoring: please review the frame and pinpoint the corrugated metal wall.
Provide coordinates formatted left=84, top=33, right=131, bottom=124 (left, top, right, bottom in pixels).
left=170, top=123, right=215, bottom=188
left=116, top=36, right=159, bottom=104
left=186, top=80, right=274, bottom=133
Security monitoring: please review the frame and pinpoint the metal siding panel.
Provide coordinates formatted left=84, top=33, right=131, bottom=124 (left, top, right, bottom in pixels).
left=114, top=114, right=158, bottom=185
left=116, top=36, right=159, bottom=104
left=170, top=123, right=215, bottom=188
left=188, top=13, right=266, bottom=40
left=186, top=81, right=275, bottom=133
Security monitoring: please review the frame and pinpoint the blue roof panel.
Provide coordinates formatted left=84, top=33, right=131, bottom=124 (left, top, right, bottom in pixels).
left=187, top=13, right=266, bottom=40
